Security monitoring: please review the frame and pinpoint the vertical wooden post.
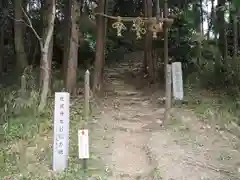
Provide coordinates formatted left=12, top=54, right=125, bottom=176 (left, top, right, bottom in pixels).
left=85, top=70, right=90, bottom=122
left=164, top=64, right=171, bottom=120
left=21, top=74, right=27, bottom=97
left=83, top=69, right=90, bottom=171
left=164, top=0, right=171, bottom=122
left=144, top=0, right=154, bottom=82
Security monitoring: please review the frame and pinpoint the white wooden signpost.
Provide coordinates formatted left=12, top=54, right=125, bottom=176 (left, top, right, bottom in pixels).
left=53, top=92, right=70, bottom=172
left=172, top=62, right=184, bottom=100
left=78, top=129, right=89, bottom=159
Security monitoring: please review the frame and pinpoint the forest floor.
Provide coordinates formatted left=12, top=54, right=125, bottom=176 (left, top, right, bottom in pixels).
left=2, top=57, right=240, bottom=180
left=90, top=60, right=240, bottom=180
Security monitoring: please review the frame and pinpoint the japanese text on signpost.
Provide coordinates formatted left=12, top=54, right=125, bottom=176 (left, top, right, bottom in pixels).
left=53, top=92, right=70, bottom=172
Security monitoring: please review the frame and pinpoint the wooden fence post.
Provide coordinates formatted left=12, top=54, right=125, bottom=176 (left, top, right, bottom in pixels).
left=82, top=69, right=90, bottom=171
left=164, top=64, right=172, bottom=122
left=21, top=75, right=27, bottom=97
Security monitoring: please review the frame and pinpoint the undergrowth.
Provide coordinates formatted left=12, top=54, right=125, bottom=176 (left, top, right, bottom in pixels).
left=180, top=84, right=240, bottom=138
left=0, top=70, right=108, bottom=179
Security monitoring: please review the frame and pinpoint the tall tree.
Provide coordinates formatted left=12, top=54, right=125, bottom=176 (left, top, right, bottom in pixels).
left=193, top=0, right=203, bottom=62
left=38, top=0, right=56, bottom=111
left=62, top=0, right=70, bottom=80
left=216, top=0, right=228, bottom=59
left=0, top=24, right=3, bottom=74
left=207, top=0, right=216, bottom=40
left=65, top=0, right=81, bottom=93
left=14, top=0, right=27, bottom=72
left=40, top=0, right=54, bottom=88
left=93, top=0, right=106, bottom=93
left=0, top=0, right=4, bottom=74
left=232, top=6, right=238, bottom=61
left=193, top=0, right=203, bottom=35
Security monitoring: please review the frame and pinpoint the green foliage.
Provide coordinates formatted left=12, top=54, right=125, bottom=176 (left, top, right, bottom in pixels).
left=1, top=89, right=45, bottom=142
left=185, top=40, right=240, bottom=97
left=232, top=0, right=240, bottom=9
left=169, top=12, right=197, bottom=63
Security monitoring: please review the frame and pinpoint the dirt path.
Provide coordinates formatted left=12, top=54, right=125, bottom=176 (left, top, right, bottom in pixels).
left=91, top=62, right=240, bottom=180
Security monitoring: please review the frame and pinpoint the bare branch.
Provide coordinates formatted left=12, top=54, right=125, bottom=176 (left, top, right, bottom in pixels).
left=21, top=7, right=42, bottom=43
left=9, top=5, right=43, bottom=48
left=8, top=15, right=27, bottom=25
left=43, top=1, right=56, bottom=50
left=8, top=15, right=39, bottom=39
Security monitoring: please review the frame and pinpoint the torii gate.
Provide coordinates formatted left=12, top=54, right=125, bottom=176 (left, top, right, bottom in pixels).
left=92, top=0, right=174, bottom=122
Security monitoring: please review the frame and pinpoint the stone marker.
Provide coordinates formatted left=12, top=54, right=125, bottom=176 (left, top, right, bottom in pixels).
left=53, top=92, right=70, bottom=172
left=172, top=62, right=184, bottom=100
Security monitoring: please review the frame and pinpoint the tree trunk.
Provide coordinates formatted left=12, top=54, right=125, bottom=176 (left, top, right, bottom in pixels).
left=216, top=0, right=228, bottom=60
left=193, top=0, right=202, bottom=63
left=0, top=0, right=4, bottom=75
left=104, top=0, right=108, bottom=64
left=206, top=1, right=210, bottom=40
left=238, top=9, right=240, bottom=40
left=0, top=0, right=4, bottom=74
left=143, top=0, right=148, bottom=74
left=93, top=0, right=106, bottom=93
left=233, top=9, right=238, bottom=61
left=31, top=42, right=39, bottom=65
left=207, top=0, right=215, bottom=40
left=211, top=0, right=218, bottom=44
left=0, top=26, right=3, bottom=74
left=38, top=0, right=56, bottom=111
left=200, top=0, right=204, bottom=35
left=144, top=0, right=155, bottom=83
left=40, top=0, right=54, bottom=88
left=65, top=0, right=81, bottom=93
left=14, top=0, right=27, bottom=72
left=62, top=0, right=71, bottom=81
